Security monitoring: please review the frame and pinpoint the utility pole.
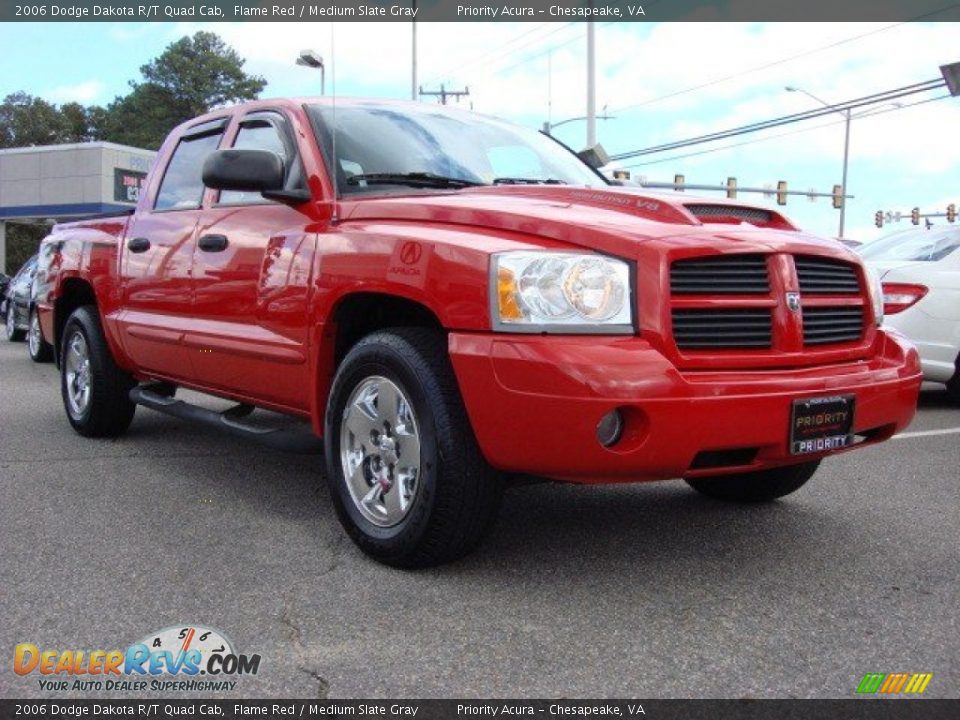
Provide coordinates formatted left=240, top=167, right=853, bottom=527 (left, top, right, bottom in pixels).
left=419, top=84, right=470, bottom=105
left=586, top=19, right=596, bottom=148
left=411, top=0, right=417, bottom=101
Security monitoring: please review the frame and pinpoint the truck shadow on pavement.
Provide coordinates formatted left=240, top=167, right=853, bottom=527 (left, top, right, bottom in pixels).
left=122, top=406, right=862, bottom=585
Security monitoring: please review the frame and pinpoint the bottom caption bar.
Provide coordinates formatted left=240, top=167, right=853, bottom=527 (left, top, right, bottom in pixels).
left=0, top=700, right=956, bottom=720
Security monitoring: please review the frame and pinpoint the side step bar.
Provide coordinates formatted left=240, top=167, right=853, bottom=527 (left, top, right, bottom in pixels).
left=129, top=385, right=323, bottom=455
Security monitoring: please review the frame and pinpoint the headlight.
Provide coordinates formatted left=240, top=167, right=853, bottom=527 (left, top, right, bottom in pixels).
left=492, top=251, right=633, bottom=333
left=865, top=265, right=884, bottom=326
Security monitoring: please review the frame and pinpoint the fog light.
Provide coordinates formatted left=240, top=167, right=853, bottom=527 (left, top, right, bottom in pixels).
left=596, top=409, right=624, bottom=448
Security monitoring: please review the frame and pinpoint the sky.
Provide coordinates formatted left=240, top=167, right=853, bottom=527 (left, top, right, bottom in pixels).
left=0, top=20, right=958, bottom=242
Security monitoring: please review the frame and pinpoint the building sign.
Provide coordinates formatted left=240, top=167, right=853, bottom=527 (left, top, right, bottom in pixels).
left=114, top=168, right=147, bottom=203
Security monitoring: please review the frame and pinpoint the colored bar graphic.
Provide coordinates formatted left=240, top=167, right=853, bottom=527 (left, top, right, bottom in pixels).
left=857, top=672, right=932, bottom=694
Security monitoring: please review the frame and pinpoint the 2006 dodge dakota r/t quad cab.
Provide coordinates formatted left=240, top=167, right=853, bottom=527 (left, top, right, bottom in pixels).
left=37, top=98, right=922, bottom=567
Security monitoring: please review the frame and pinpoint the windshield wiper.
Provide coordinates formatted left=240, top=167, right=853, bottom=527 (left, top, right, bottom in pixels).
left=345, top=172, right=484, bottom=189
left=492, top=177, right=566, bottom=185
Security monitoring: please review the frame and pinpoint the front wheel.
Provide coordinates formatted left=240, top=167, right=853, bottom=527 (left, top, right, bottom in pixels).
left=685, top=460, right=820, bottom=502
left=5, top=302, right=24, bottom=342
left=60, top=306, right=136, bottom=438
left=28, top=308, right=53, bottom=362
left=324, top=327, right=502, bottom=568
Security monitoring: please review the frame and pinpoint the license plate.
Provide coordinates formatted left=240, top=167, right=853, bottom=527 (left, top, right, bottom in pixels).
left=790, top=395, right=855, bottom=455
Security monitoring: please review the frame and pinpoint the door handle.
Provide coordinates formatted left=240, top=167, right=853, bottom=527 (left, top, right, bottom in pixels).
left=198, top=234, right=229, bottom=253
left=127, top=237, right=150, bottom=253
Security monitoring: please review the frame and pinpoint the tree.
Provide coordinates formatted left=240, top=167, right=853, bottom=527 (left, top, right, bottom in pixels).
left=0, top=92, right=93, bottom=148
left=93, top=32, right=266, bottom=149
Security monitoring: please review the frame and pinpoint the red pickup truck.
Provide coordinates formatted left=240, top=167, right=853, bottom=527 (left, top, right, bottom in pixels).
left=36, top=98, right=922, bottom=567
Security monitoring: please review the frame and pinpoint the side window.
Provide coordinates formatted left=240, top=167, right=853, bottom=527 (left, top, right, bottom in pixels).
left=219, top=116, right=303, bottom=206
left=154, top=129, right=224, bottom=211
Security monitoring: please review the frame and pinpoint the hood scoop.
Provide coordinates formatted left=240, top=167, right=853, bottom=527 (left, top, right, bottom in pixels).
left=683, top=203, right=797, bottom=230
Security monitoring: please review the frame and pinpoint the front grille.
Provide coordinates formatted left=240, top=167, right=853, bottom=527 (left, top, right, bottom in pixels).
left=685, top=204, right=773, bottom=225
left=803, top=306, right=864, bottom=345
left=673, top=309, right=773, bottom=349
left=670, top=254, right=769, bottom=295
left=795, top=256, right=860, bottom=294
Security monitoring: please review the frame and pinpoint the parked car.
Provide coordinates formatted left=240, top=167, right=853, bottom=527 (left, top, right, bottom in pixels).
left=861, top=226, right=960, bottom=402
left=36, top=99, right=921, bottom=567
left=3, top=253, right=54, bottom=362
left=0, top=272, right=10, bottom=299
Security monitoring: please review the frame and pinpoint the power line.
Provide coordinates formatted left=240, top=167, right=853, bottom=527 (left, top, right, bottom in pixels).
left=618, top=93, right=953, bottom=169
left=609, top=79, right=946, bottom=161
left=608, top=4, right=960, bottom=116
left=607, top=22, right=912, bottom=115
left=421, top=23, right=569, bottom=86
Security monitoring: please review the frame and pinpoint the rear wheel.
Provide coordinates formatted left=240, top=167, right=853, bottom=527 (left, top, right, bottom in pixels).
left=27, top=308, right=53, bottom=362
left=60, top=306, right=136, bottom=438
left=324, top=327, right=502, bottom=568
left=5, top=303, right=24, bottom=342
left=947, top=356, right=960, bottom=405
left=685, top=460, right=820, bottom=502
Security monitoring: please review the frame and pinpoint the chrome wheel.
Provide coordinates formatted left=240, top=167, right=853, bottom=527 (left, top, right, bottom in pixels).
left=5, top=304, right=15, bottom=340
left=340, top=375, right=422, bottom=527
left=28, top=311, right=41, bottom=356
left=64, top=331, right=92, bottom=418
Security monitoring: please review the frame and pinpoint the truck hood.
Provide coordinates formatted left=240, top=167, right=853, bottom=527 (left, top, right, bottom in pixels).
left=339, top=185, right=856, bottom=260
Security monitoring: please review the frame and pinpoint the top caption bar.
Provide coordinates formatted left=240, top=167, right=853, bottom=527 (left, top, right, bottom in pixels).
left=4, top=0, right=960, bottom=22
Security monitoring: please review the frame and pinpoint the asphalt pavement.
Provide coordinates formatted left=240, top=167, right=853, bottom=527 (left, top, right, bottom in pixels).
left=0, top=339, right=957, bottom=699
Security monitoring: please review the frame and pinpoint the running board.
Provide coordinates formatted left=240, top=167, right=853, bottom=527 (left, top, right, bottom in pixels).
left=129, top=385, right=323, bottom=455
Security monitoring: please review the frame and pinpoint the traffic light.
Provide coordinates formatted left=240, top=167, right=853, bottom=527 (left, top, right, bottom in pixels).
left=726, top=177, right=737, bottom=199
left=776, top=181, right=788, bottom=206
left=911, top=207, right=920, bottom=225
left=875, top=211, right=884, bottom=228
left=832, top=185, right=843, bottom=210
left=674, top=174, right=685, bottom=191
left=947, top=204, right=956, bottom=223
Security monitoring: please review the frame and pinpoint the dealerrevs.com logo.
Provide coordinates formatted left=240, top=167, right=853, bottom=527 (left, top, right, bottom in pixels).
left=14, top=625, right=261, bottom=693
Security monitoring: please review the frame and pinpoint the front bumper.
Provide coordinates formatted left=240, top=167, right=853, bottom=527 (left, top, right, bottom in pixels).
left=449, top=329, right=922, bottom=483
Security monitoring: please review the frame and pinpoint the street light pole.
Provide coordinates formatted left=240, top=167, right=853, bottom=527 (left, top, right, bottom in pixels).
left=297, top=49, right=325, bottom=96
left=786, top=86, right=850, bottom=237
left=839, top=108, right=851, bottom=238
left=411, top=0, right=418, bottom=101
left=586, top=20, right=596, bottom=148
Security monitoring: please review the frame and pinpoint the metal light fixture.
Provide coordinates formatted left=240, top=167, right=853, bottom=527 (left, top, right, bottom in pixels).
left=296, top=49, right=325, bottom=96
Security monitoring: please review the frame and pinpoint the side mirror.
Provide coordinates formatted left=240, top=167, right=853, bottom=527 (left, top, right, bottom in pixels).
left=202, top=149, right=284, bottom=192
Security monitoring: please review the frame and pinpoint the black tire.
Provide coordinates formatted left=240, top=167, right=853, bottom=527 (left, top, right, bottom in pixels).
left=324, top=327, right=502, bottom=568
left=27, top=307, right=54, bottom=363
left=5, top=302, right=24, bottom=342
left=60, top=305, right=136, bottom=438
left=947, top=358, right=960, bottom=405
left=685, top=460, right=820, bottom=502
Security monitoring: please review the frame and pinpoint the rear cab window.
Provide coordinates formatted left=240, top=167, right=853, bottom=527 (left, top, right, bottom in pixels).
left=154, top=118, right=227, bottom=211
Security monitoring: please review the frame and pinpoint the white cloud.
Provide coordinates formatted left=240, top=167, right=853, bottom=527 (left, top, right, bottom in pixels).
left=46, top=80, right=105, bottom=104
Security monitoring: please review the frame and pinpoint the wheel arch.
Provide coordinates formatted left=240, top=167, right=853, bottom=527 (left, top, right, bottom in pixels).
left=312, top=291, right=446, bottom=437
left=53, top=277, right=99, bottom=366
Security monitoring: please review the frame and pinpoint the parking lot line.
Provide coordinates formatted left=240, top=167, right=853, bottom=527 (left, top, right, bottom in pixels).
left=894, top=427, right=960, bottom=440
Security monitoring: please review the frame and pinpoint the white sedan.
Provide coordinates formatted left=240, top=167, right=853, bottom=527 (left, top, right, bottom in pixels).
left=861, top=226, right=960, bottom=403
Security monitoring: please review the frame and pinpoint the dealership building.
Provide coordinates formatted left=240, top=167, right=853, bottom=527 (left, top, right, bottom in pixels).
left=0, top=142, right=156, bottom=273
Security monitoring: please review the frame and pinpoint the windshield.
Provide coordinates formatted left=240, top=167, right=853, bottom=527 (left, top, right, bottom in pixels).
left=307, top=103, right=604, bottom=194
left=860, top=227, right=960, bottom=262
